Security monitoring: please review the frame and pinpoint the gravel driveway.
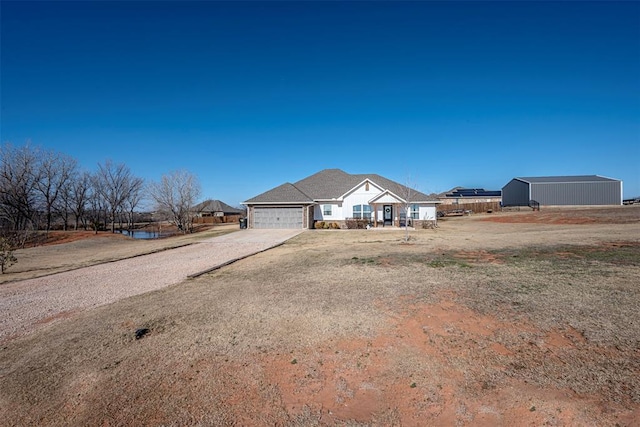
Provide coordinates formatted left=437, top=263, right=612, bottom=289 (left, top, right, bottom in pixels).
left=0, top=229, right=303, bottom=342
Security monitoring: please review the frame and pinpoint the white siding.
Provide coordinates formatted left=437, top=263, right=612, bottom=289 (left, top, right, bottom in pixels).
left=373, top=193, right=401, bottom=204
left=420, top=205, right=437, bottom=220
left=314, top=203, right=343, bottom=220
left=343, top=182, right=383, bottom=218
left=309, top=181, right=438, bottom=222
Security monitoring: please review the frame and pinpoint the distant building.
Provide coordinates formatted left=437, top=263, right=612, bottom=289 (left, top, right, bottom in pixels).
left=438, top=187, right=502, bottom=205
left=192, top=199, right=245, bottom=223
left=502, top=175, right=622, bottom=206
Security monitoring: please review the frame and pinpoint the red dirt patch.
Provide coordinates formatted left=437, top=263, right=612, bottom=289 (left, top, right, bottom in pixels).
left=481, top=207, right=640, bottom=225
left=251, top=298, right=637, bottom=426
left=483, top=213, right=599, bottom=224
left=453, top=250, right=505, bottom=264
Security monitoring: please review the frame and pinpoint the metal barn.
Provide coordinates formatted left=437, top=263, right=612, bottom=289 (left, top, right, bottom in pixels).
left=502, top=175, right=622, bottom=206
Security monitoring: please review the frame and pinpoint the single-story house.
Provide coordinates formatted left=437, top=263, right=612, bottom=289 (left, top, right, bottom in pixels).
left=242, top=169, right=440, bottom=229
left=192, top=199, right=245, bottom=223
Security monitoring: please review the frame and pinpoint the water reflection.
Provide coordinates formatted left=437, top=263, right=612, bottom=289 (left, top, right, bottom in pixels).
left=118, top=230, right=171, bottom=239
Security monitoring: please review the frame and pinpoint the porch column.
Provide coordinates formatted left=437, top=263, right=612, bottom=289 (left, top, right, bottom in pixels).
left=373, top=203, right=378, bottom=227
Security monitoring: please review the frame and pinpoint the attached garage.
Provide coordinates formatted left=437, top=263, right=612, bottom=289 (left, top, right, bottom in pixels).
left=243, top=169, right=442, bottom=229
left=252, top=206, right=304, bottom=229
left=243, top=182, right=314, bottom=229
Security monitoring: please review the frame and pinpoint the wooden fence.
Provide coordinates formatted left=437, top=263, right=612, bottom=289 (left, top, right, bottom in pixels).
left=437, top=201, right=501, bottom=215
left=192, top=215, right=241, bottom=224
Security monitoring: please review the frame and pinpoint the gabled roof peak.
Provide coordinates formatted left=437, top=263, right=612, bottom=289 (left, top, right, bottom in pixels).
left=244, top=169, right=439, bottom=204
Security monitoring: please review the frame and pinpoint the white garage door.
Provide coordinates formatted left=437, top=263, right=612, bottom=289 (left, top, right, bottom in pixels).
left=253, top=207, right=303, bottom=229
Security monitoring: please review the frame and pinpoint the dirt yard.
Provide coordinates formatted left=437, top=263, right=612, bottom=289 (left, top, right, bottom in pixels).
left=1, top=206, right=639, bottom=426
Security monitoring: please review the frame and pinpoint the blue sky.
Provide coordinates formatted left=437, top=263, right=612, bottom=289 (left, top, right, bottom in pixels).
left=2, top=1, right=639, bottom=206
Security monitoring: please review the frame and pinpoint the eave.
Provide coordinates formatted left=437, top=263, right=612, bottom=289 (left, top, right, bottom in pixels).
left=242, top=201, right=315, bottom=205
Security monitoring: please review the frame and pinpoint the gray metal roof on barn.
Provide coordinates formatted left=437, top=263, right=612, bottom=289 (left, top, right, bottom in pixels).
left=515, top=175, right=620, bottom=184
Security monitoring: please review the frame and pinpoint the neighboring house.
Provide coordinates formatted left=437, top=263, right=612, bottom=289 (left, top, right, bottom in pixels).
left=242, top=169, right=440, bottom=229
left=502, top=175, right=623, bottom=206
left=192, top=199, right=245, bottom=224
left=438, top=187, right=502, bottom=205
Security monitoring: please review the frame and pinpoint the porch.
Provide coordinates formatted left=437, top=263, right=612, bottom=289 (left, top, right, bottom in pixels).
left=370, top=202, right=411, bottom=228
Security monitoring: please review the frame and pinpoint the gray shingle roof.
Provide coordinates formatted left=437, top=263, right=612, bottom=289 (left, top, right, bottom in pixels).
left=243, top=169, right=438, bottom=204
left=243, top=182, right=314, bottom=204
left=193, top=199, right=244, bottom=214
left=294, top=169, right=360, bottom=199
left=516, top=175, right=620, bottom=184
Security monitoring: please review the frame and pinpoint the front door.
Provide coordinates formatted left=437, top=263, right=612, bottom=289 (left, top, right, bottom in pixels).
left=383, top=205, right=393, bottom=226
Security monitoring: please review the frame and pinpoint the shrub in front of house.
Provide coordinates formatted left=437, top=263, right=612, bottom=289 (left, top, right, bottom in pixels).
left=345, top=218, right=369, bottom=229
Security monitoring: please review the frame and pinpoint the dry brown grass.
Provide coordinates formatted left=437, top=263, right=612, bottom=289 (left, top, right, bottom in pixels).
left=1, top=207, right=639, bottom=426
left=1, top=225, right=237, bottom=284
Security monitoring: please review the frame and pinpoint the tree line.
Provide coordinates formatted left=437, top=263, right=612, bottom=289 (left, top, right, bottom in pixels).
left=1, top=142, right=202, bottom=245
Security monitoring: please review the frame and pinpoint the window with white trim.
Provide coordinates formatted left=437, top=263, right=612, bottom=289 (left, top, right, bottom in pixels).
left=323, top=204, right=332, bottom=216
left=410, top=204, right=420, bottom=219
left=352, top=204, right=372, bottom=219
left=363, top=205, right=371, bottom=219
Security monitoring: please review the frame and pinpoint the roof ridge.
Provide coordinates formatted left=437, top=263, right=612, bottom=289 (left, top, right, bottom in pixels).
left=289, top=181, right=313, bottom=200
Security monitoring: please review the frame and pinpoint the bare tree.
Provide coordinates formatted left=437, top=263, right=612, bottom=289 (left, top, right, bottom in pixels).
left=396, top=177, right=421, bottom=242
left=0, top=142, right=41, bottom=232
left=86, top=173, right=107, bottom=233
left=148, top=170, right=201, bottom=233
left=55, top=181, right=72, bottom=231
left=34, top=149, right=78, bottom=233
left=95, top=160, right=142, bottom=233
left=1, top=143, right=147, bottom=237
left=64, top=171, right=91, bottom=230
left=123, top=176, right=145, bottom=232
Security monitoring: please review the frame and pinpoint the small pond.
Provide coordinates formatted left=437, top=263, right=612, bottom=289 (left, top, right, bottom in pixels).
left=118, top=230, right=172, bottom=239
